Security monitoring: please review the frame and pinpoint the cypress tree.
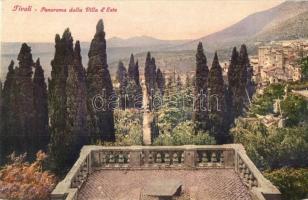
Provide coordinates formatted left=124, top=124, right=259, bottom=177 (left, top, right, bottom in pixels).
left=126, top=54, right=142, bottom=109
left=208, top=53, right=227, bottom=144
left=116, top=61, right=128, bottom=109
left=33, top=58, right=49, bottom=150
left=193, top=42, right=209, bottom=131
left=15, top=43, right=35, bottom=154
left=144, top=52, right=157, bottom=110
left=128, top=54, right=135, bottom=80
left=48, top=29, right=73, bottom=172
left=156, top=68, right=165, bottom=95
left=134, top=60, right=142, bottom=109
left=1, top=61, right=19, bottom=157
left=134, top=60, right=140, bottom=86
left=66, top=40, right=89, bottom=158
left=228, top=44, right=251, bottom=120
left=86, top=19, right=115, bottom=141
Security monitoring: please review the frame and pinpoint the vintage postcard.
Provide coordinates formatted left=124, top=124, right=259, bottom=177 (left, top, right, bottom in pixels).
left=0, top=0, right=307, bottom=200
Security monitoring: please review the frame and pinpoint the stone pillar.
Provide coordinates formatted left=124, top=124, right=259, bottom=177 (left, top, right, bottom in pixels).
left=184, top=148, right=196, bottom=168
left=129, top=146, right=142, bottom=168
left=223, top=150, right=235, bottom=167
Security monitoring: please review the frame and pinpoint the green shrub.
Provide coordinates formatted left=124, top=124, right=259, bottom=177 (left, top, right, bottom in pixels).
left=265, top=168, right=308, bottom=200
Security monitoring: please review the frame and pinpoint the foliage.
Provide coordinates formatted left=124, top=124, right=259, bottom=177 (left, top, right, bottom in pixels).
left=153, top=121, right=215, bottom=146
left=0, top=151, right=56, bottom=200
left=249, top=83, right=285, bottom=116
left=281, top=94, right=308, bottom=126
left=264, top=168, right=308, bottom=200
left=99, top=109, right=143, bottom=146
left=232, top=119, right=308, bottom=170
left=300, top=56, right=308, bottom=80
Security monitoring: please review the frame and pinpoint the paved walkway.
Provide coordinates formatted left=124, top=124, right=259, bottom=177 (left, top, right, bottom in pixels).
left=142, top=81, right=152, bottom=145
left=78, top=169, right=252, bottom=200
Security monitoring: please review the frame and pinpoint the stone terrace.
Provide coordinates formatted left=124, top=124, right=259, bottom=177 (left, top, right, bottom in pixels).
left=51, top=145, right=281, bottom=200
left=78, top=169, right=251, bottom=200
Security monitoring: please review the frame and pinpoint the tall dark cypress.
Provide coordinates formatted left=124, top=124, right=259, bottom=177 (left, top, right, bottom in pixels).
left=15, top=43, right=35, bottom=153
left=134, top=60, right=140, bottom=86
left=86, top=19, right=115, bottom=141
left=116, top=61, right=128, bottom=109
left=193, top=42, right=209, bottom=131
left=66, top=40, right=89, bottom=157
left=227, top=47, right=239, bottom=121
left=242, top=45, right=255, bottom=99
left=33, top=58, right=49, bottom=150
left=1, top=61, right=19, bottom=158
left=128, top=54, right=135, bottom=80
left=48, top=29, right=73, bottom=172
left=144, top=52, right=157, bottom=110
left=208, top=52, right=227, bottom=144
left=144, top=52, right=152, bottom=93
left=156, top=68, right=165, bottom=95
left=228, top=45, right=251, bottom=119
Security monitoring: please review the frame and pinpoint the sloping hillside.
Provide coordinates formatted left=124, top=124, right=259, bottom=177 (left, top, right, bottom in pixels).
left=253, top=10, right=308, bottom=41
left=172, top=1, right=308, bottom=51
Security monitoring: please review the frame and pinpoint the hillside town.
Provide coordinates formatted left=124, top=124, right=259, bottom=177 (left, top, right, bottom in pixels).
left=253, top=40, right=307, bottom=85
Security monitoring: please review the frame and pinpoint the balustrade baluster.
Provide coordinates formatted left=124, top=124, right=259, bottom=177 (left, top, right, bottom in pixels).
left=148, top=152, right=154, bottom=164
left=172, top=153, right=179, bottom=164
left=118, top=154, right=124, bottom=164
left=164, top=153, right=170, bottom=165
left=109, top=154, right=115, bottom=164
left=156, top=153, right=162, bottom=163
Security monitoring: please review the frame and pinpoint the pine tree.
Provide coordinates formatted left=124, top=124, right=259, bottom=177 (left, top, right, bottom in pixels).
left=193, top=42, right=209, bottom=131
left=48, top=29, right=73, bottom=172
left=86, top=19, right=115, bottom=141
left=33, top=58, right=49, bottom=150
left=66, top=40, right=89, bottom=158
left=116, top=61, right=128, bottom=109
left=208, top=52, right=227, bottom=144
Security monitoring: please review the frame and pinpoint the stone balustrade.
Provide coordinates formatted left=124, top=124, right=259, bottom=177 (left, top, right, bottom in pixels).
left=51, top=144, right=281, bottom=200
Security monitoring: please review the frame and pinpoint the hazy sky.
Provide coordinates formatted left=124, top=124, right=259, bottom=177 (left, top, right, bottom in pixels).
left=1, top=0, right=284, bottom=43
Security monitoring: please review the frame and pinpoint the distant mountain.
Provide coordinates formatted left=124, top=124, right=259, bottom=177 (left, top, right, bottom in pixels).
left=107, top=36, right=189, bottom=48
left=172, top=1, right=308, bottom=51
left=0, top=36, right=190, bottom=80
left=253, top=10, right=308, bottom=41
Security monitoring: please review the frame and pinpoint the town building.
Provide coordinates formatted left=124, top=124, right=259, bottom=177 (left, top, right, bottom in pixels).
left=257, top=40, right=308, bottom=84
